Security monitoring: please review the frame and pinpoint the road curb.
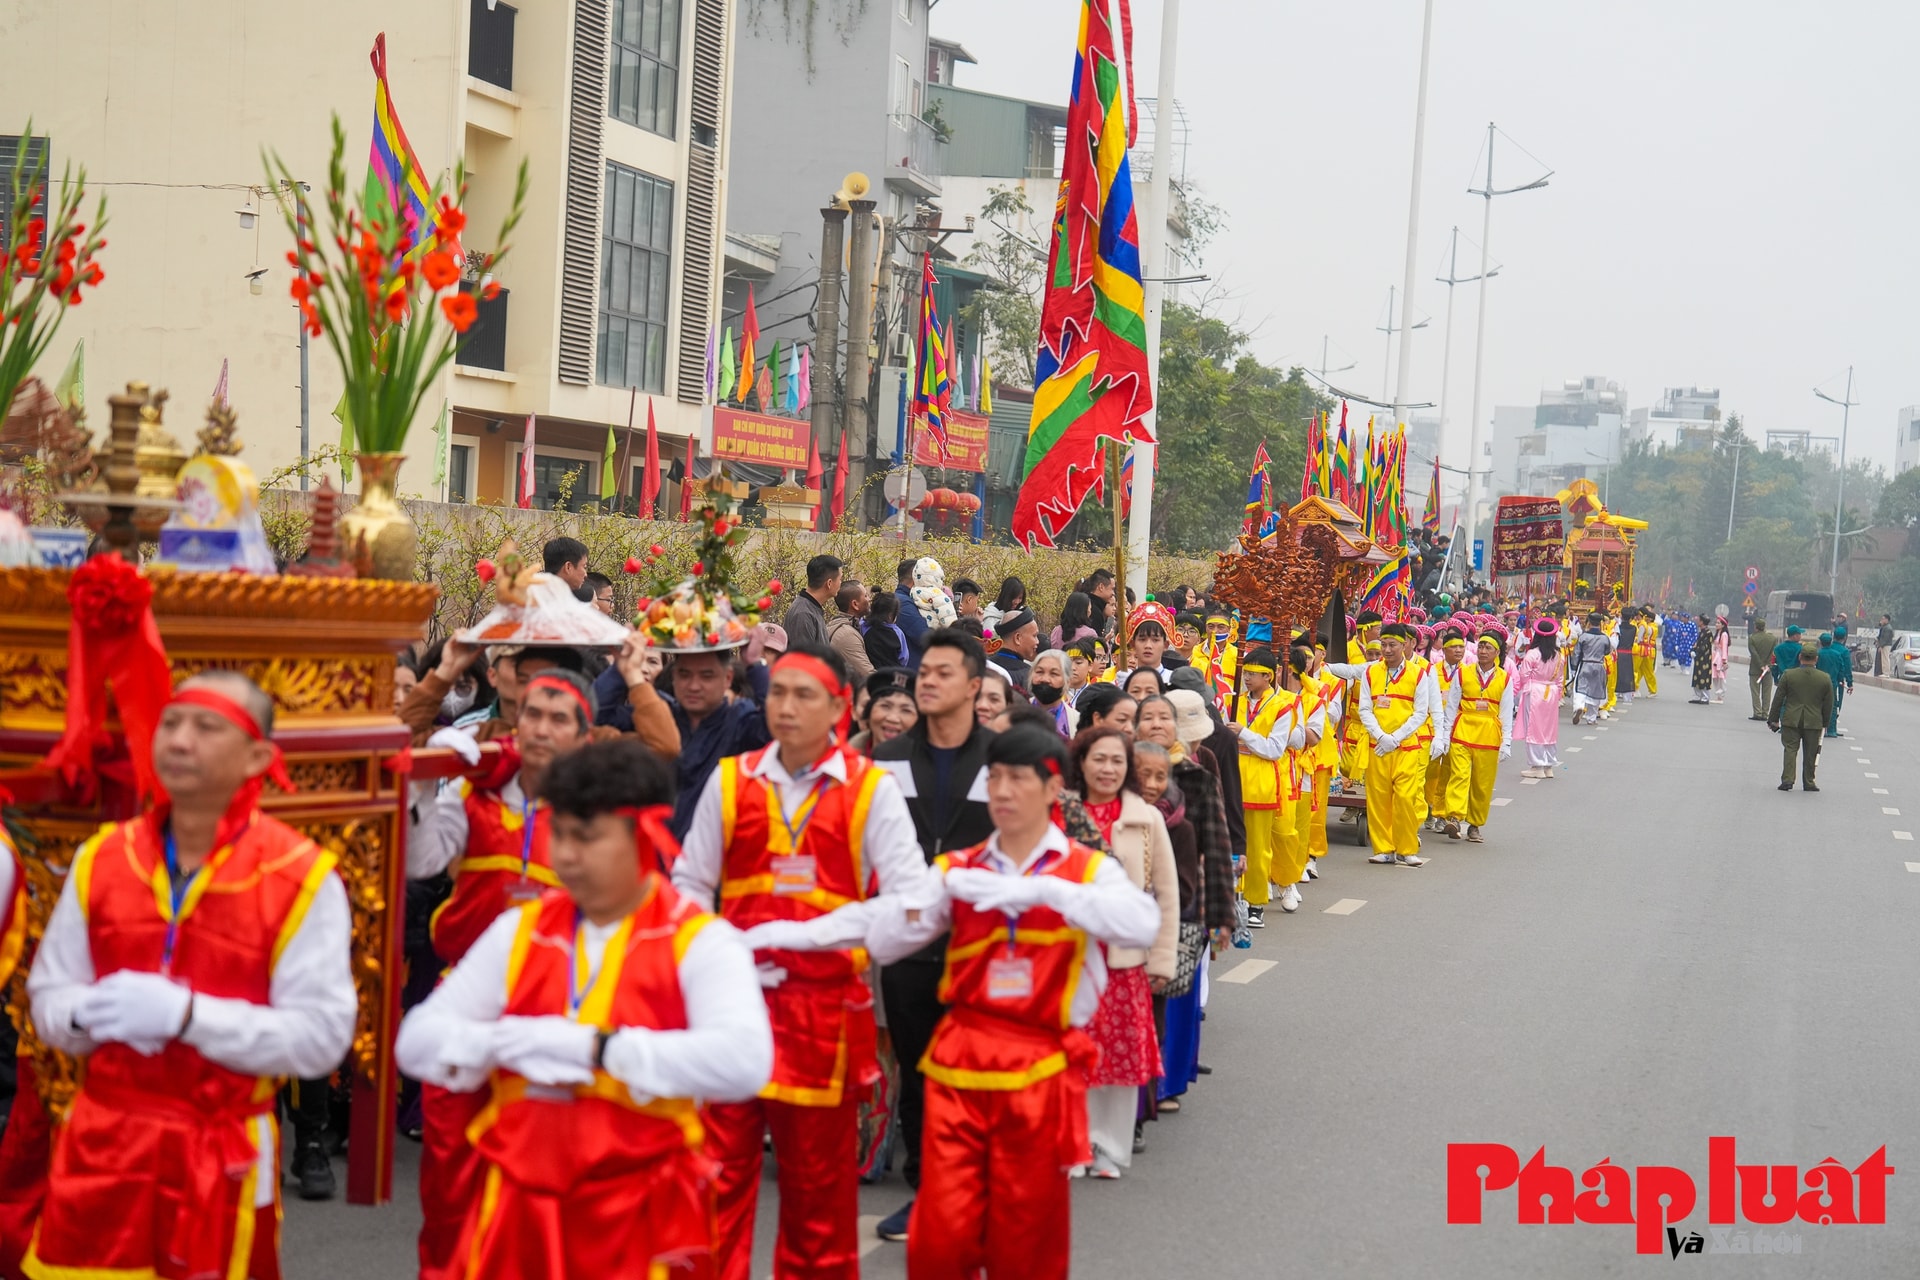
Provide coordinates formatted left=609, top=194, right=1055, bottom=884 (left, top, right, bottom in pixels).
left=1730, top=651, right=1920, bottom=697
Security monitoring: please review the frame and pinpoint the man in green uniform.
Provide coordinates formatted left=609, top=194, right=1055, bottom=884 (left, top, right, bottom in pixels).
left=1768, top=645, right=1835, bottom=792
left=1745, top=617, right=1777, bottom=721
left=1815, top=632, right=1854, bottom=738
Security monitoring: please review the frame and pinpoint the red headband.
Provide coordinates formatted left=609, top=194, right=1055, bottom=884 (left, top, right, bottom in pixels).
left=525, top=674, right=594, bottom=727
left=170, top=687, right=296, bottom=795
left=617, top=803, right=682, bottom=875
left=772, top=652, right=853, bottom=741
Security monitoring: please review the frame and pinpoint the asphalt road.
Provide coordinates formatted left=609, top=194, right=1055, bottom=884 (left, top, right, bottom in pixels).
left=284, top=672, right=1920, bottom=1277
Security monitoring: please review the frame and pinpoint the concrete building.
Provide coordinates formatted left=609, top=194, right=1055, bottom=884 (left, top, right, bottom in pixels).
left=1897, top=406, right=1920, bottom=475
left=1490, top=376, right=1626, bottom=499
left=8, top=0, right=735, bottom=510
left=1626, top=385, right=1721, bottom=453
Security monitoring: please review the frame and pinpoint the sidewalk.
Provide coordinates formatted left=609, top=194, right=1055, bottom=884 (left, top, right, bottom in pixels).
left=1729, top=650, right=1920, bottom=697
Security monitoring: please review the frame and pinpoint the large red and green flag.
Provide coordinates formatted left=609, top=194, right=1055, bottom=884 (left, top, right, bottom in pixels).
left=1012, top=0, right=1153, bottom=548
left=1299, top=413, right=1321, bottom=501
left=913, top=254, right=952, bottom=456
left=366, top=36, right=432, bottom=251
left=1243, top=440, right=1272, bottom=536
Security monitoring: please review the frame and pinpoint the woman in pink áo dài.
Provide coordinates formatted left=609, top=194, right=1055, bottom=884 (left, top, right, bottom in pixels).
left=1513, top=619, right=1565, bottom=779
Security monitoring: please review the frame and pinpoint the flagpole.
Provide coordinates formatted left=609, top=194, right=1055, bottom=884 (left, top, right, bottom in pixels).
left=1125, top=0, right=1179, bottom=601
left=1390, top=0, right=1435, bottom=431
left=1110, top=445, right=1128, bottom=653
left=613, top=386, right=638, bottom=513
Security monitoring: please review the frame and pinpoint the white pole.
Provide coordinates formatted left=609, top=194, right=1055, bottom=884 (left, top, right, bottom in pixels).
left=1828, top=365, right=1853, bottom=599
left=1437, top=228, right=1458, bottom=445
left=1126, top=0, right=1177, bottom=601
left=1391, top=0, right=1435, bottom=430
left=1463, top=122, right=1496, bottom=556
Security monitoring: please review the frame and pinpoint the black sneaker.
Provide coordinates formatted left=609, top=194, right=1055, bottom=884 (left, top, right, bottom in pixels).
left=876, top=1201, right=912, bottom=1242
left=1246, top=906, right=1266, bottom=928
left=295, top=1143, right=336, bottom=1201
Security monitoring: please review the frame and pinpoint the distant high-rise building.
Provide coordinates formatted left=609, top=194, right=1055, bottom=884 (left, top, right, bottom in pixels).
left=1897, top=406, right=1920, bottom=474
left=1626, top=386, right=1722, bottom=453
left=1491, top=376, right=1626, bottom=499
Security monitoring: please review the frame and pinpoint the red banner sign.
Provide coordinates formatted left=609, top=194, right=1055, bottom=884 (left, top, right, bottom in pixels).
left=713, top=408, right=809, bottom=469
left=913, top=410, right=990, bottom=473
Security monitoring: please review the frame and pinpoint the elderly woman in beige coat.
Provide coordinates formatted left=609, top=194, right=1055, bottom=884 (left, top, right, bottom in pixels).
left=1067, top=726, right=1178, bottom=1177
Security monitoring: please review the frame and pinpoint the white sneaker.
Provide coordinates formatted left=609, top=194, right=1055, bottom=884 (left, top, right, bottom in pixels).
left=1368, top=852, right=1395, bottom=864
left=1279, top=885, right=1301, bottom=913
left=1304, top=858, right=1319, bottom=880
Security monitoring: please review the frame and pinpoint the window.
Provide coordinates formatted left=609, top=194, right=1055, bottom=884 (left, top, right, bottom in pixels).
left=0, top=135, right=49, bottom=253
left=512, top=447, right=600, bottom=512
left=610, top=0, right=680, bottom=138
left=891, top=57, right=911, bottom=115
left=899, top=0, right=912, bottom=18
left=598, top=163, right=674, bottom=392
left=448, top=443, right=475, bottom=503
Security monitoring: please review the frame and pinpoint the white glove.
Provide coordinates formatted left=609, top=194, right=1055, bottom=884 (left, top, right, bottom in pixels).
left=1499, top=745, right=1512, bottom=761
left=426, top=726, right=481, bottom=767
left=77, top=971, right=191, bottom=1053
left=1429, top=738, right=1449, bottom=760
left=740, top=920, right=815, bottom=953
left=944, top=867, right=1045, bottom=914
left=491, top=1015, right=596, bottom=1087
left=755, top=962, right=790, bottom=989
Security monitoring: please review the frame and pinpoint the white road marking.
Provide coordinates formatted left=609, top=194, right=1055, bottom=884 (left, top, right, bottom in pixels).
left=1520, top=777, right=1541, bottom=785
left=1859, top=759, right=1874, bottom=765
left=1866, top=773, right=1881, bottom=778
left=1894, top=832, right=1914, bottom=842
left=1906, top=863, right=1920, bottom=874
left=1566, top=747, right=1584, bottom=753
left=1322, top=898, right=1367, bottom=915
left=1875, top=788, right=1891, bottom=795
left=1490, top=797, right=1512, bottom=807
left=1219, top=959, right=1278, bottom=984
left=1885, top=808, right=1902, bottom=816
left=858, top=1218, right=884, bottom=1258
left=1583, top=735, right=1597, bottom=740
left=1848, top=744, right=1861, bottom=750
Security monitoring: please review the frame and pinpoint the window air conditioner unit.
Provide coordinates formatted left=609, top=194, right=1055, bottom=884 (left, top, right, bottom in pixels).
left=889, top=331, right=913, bottom=361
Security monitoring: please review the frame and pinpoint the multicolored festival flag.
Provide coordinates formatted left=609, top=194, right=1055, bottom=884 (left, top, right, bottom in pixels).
left=1423, top=453, right=1441, bottom=535
left=1332, top=405, right=1353, bottom=508
left=1300, top=412, right=1321, bottom=501
left=1243, top=441, right=1272, bottom=536
left=365, top=36, right=432, bottom=252
left=736, top=287, right=760, bottom=403
left=913, top=254, right=952, bottom=457
left=1011, top=0, right=1154, bottom=548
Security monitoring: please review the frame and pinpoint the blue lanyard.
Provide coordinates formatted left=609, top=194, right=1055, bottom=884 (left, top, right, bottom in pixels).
left=567, top=909, right=593, bottom=1018
left=775, top=773, right=832, bottom=850
left=518, top=795, right=536, bottom=882
left=160, top=830, right=203, bottom=973
left=1002, top=847, right=1061, bottom=952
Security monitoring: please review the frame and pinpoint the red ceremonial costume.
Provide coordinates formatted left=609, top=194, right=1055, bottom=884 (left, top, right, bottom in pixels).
left=455, top=885, right=719, bottom=1277
left=414, top=777, right=562, bottom=1280
left=702, top=745, right=884, bottom=1280
left=23, top=810, right=340, bottom=1280
left=0, top=832, right=37, bottom=1278
left=894, top=831, right=1158, bottom=1280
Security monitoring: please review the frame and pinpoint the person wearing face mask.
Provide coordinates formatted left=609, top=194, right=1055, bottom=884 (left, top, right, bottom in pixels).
left=1029, top=649, right=1072, bottom=736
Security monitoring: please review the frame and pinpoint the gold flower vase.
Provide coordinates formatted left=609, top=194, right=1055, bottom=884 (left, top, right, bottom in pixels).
left=342, top=452, right=417, bottom=581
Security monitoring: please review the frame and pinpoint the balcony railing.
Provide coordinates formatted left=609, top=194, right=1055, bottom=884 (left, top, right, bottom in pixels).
left=459, top=285, right=509, bottom=371
left=469, top=0, right=516, bottom=91
left=887, top=113, right=946, bottom=191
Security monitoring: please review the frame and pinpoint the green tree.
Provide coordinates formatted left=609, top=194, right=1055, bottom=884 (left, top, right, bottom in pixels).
left=1874, top=466, right=1920, bottom=528
left=961, top=185, right=1043, bottom=388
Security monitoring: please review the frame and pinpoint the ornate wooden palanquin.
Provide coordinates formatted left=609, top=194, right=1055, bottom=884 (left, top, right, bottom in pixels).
left=0, top=567, right=434, bottom=1205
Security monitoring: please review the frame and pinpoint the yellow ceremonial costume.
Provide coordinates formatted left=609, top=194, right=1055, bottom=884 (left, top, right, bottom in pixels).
left=1362, top=658, right=1431, bottom=858
left=1445, top=662, right=1509, bottom=827
left=1635, top=613, right=1659, bottom=696
left=1427, top=659, right=1464, bottom=822
left=1306, top=668, right=1341, bottom=859
left=1338, top=639, right=1374, bottom=789
left=1272, top=676, right=1321, bottom=891
left=1234, top=680, right=1297, bottom=906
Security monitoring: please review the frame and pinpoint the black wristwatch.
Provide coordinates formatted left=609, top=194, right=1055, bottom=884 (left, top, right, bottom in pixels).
left=591, top=1028, right=612, bottom=1070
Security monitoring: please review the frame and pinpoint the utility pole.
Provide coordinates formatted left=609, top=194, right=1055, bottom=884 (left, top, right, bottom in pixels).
left=1390, top=0, right=1435, bottom=432
left=1376, top=285, right=1427, bottom=404
left=1725, top=438, right=1743, bottom=542
left=1463, top=122, right=1550, bottom=563
left=1125, top=0, right=1179, bottom=601
left=1435, top=226, right=1495, bottom=467
left=1815, top=366, right=1857, bottom=599
left=843, top=201, right=878, bottom=528
left=811, top=205, right=847, bottom=484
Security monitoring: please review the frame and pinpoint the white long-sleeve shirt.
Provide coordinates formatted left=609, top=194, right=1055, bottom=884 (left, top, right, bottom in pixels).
left=1353, top=660, right=1434, bottom=750
left=674, top=745, right=926, bottom=951
left=29, top=834, right=358, bottom=1206
left=1234, top=689, right=1305, bottom=760
left=395, top=903, right=772, bottom=1104
left=1430, top=660, right=1466, bottom=747
left=408, top=773, right=529, bottom=882
left=864, top=826, right=1160, bottom=1026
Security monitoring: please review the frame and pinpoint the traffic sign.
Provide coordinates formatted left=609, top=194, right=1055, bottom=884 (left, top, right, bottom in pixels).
left=1472, top=539, right=1485, bottom=571
left=1743, top=581, right=1759, bottom=595
left=1745, top=566, right=1759, bottom=582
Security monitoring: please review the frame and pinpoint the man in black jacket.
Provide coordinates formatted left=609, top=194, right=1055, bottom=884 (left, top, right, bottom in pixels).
left=870, top=627, right=994, bottom=1243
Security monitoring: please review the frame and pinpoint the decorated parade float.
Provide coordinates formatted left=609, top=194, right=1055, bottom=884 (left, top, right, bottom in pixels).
left=1555, top=478, right=1647, bottom=612
left=0, top=115, right=531, bottom=1205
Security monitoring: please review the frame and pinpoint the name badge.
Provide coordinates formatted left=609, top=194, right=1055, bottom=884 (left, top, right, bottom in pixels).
left=987, top=956, right=1034, bottom=1002
left=771, top=855, right=817, bottom=896
left=506, top=879, right=545, bottom=906
left=1473, top=699, right=1489, bottom=711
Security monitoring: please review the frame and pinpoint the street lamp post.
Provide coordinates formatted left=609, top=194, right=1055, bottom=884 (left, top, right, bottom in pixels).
left=1389, top=0, right=1436, bottom=431
left=1435, top=227, right=1497, bottom=466
left=1814, top=367, right=1856, bottom=600
left=1376, top=285, right=1428, bottom=404
left=1725, top=438, right=1743, bottom=542
left=1462, top=123, right=1550, bottom=566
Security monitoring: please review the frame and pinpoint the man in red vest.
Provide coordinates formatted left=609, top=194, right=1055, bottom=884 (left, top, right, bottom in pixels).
left=396, top=736, right=772, bottom=1278
left=405, top=666, right=601, bottom=1280
left=865, top=727, right=1160, bottom=1280
left=25, top=671, right=356, bottom=1280
left=674, top=642, right=926, bottom=1280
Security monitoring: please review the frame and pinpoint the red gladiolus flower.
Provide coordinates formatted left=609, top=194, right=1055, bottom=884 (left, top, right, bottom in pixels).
left=712, top=518, right=729, bottom=536
left=767, top=580, right=783, bottom=595
left=421, top=251, right=460, bottom=291
left=757, top=596, right=773, bottom=611
left=482, top=280, right=501, bottom=301
left=475, top=559, right=497, bottom=582
left=441, top=292, right=478, bottom=332
left=384, top=289, right=408, bottom=324
left=623, top=557, right=643, bottom=575
left=649, top=543, right=665, bottom=557
left=691, top=561, right=705, bottom=575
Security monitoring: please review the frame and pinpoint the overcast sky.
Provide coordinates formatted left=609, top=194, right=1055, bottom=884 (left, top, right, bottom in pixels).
left=932, top=1, right=1918, bottom=484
